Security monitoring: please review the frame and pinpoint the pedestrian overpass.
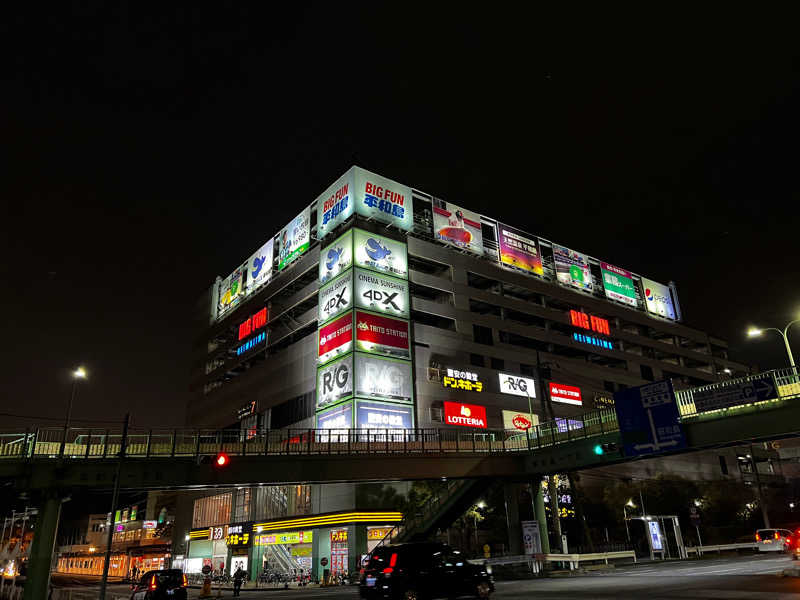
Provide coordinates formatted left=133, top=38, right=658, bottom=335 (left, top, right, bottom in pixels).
left=4, top=368, right=799, bottom=599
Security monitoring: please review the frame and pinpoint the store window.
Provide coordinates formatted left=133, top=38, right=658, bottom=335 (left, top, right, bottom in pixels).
left=192, top=492, right=233, bottom=528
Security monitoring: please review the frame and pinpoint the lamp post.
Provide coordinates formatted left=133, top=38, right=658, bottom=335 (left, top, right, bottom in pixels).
left=623, top=499, right=635, bottom=543
left=747, top=320, right=800, bottom=373
left=474, top=502, right=485, bottom=550
left=60, top=367, right=87, bottom=458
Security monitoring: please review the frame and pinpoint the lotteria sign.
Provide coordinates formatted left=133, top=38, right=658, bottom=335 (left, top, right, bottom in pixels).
left=355, top=311, right=410, bottom=359
left=316, top=354, right=353, bottom=409
left=356, top=400, right=414, bottom=430
left=443, top=401, right=487, bottom=429
left=318, top=312, right=353, bottom=364
left=549, top=382, right=582, bottom=406
left=319, top=229, right=353, bottom=284
left=354, top=268, right=409, bottom=319
left=316, top=167, right=414, bottom=239
left=353, top=229, right=408, bottom=278
left=318, top=270, right=353, bottom=324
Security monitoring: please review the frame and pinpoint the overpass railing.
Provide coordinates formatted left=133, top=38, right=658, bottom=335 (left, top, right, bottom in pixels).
left=0, top=408, right=619, bottom=460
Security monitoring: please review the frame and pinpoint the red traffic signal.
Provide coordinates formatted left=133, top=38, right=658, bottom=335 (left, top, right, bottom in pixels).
left=215, top=452, right=230, bottom=468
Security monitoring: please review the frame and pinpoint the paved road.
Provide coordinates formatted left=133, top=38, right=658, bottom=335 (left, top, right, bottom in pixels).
left=59, top=554, right=800, bottom=599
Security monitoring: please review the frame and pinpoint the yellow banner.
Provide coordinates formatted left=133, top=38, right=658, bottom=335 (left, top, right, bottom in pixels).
left=255, top=530, right=313, bottom=546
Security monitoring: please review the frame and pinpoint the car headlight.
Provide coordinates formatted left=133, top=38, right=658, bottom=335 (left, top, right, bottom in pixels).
left=485, top=565, right=492, bottom=575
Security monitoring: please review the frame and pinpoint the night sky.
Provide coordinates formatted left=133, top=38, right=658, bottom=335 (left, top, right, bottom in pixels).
left=4, top=6, right=799, bottom=429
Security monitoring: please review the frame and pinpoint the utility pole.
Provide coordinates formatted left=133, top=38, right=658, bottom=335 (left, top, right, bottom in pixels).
left=750, top=444, right=771, bottom=528
left=99, top=413, right=129, bottom=600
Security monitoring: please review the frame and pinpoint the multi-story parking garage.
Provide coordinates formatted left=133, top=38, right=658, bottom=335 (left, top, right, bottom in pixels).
left=182, top=166, right=751, bottom=581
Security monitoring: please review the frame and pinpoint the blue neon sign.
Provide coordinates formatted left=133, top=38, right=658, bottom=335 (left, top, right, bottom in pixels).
left=573, top=332, right=612, bottom=350
left=236, top=331, right=266, bottom=356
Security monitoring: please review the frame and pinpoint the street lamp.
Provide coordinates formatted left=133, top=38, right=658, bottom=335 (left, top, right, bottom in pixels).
left=747, top=320, right=800, bottom=372
left=60, top=366, right=88, bottom=457
left=473, top=502, right=486, bottom=550
left=623, top=499, right=636, bottom=543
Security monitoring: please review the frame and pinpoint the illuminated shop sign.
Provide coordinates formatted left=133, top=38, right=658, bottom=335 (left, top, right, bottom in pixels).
left=573, top=332, right=613, bottom=349
left=316, top=401, right=353, bottom=430
left=238, top=307, right=268, bottom=341
left=143, top=521, right=157, bottom=530
left=237, top=400, right=256, bottom=420
left=641, top=277, right=677, bottom=320
left=318, top=312, right=353, bottom=365
left=443, top=368, right=483, bottom=392
left=226, top=523, right=253, bottom=548
left=498, top=373, right=536, bottom=398
left=356, top=400, right=414, bottom=430
left=236, top=331, right=266, bottom=356
left=354, top=268, right=410, bottom=319
left=355, top=311, right=410, bottom=359
left=318, top=270, right=353, bottom=324
left=316, top=354, right=353, bottom=409
left=367, top=527, right=394, bottom=541
left=354, top=354, right=413, bottom=403
left=319, top=229, right=353, bottom=284
left=278, top=207, right=311, bottom=271
left=245, top=239, right=274, bottom=295
left=600, top=262, right=637, bottom=307
left=432, top=200, right=484, bottom=255
left=549, top=383, right=582, bottom=406
left=569, top=310, right=610, bottom=335
left=443, top=401, right=487, bottom=428
left=594, top=394, right=615, bottom=409
left=502, top=410, right=539, bottom=431
left=353, top=229, right=408, bottom=279
left=317, top=172, right=353, bottom=238
left=255, top=530, right=313, bottom=546
left=330, top=529, right=348, bottom=543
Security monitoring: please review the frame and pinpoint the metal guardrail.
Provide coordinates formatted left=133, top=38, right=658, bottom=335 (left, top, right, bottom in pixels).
left=0, top=409, right=620, bottom=461
left=685, top=543, right=759, bottom=555
left=531, top=550, right=637, bottom=572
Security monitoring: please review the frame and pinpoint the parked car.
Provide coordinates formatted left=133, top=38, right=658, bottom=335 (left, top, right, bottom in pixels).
left=359, top=542, right=493, bottom=600
left=130, top=569, right=188, bottom=600
left=755, top=528, right=793, bottom=552
left=783, top=529, right=800, bottom=559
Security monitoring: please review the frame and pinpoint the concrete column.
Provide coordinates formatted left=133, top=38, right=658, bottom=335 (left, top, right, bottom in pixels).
left=532, top=480, right=550, bottom=554
left=349, top=524, right=367, bottom=575
left=23, top=493, right=63, bottom=600
left=503, top=484, right=522, bottom=555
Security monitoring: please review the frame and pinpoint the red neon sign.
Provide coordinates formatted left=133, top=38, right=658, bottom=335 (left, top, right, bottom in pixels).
left=549, top=382, right=582, bottom=406
left=238, top=307, right=269, bottom=341
left=569, top=310, right=610, bottom=336
left=443, top=401, right=487, bottom=429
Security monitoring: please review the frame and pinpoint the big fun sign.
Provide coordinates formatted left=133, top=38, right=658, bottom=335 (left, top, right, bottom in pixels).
left=355, top=311, right=410, bottom=359
left=318, top=312, right=353, bottom=364
left=443, top=401, right=487, bottom=429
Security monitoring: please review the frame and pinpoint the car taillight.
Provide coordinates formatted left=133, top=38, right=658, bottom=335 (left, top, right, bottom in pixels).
left=182, top=573, right=188, bottom=587
left=775, top=532, right=780, bottom=540
left=382, top=567, right=393, bottom=574
left=149, top=575, right=158, bottom=591
left=389, top=553, right=398, bottom=568
left=755, top=533, right=761, bottom=541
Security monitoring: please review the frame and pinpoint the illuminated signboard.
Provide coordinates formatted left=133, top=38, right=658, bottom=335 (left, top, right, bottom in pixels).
left=355, top=311, right=410, bottom=359
left=356, top=400, right=414, bottom=430
left=641, top=277, right=677, bottom=320
left=354, top=268, right=410, bottom=319
left=318, top=270, right=353, bottom=324
left=236, top=331, right=266, bottom=356
left=238, top=307, right=268, bottom=341
left=594, top=394, right=615, bottom=409
left=316, top=354, right=353, bottom=410
left=553, top=244, right=593, bottom=292
left=432, top=199, right=484, bottom=255
left=442, top=368, right=483, bottom=392
left=330, top=529, right=348, bottom=543
left=498, top=373, right=536, bottom=398
left=319, top=229, right=353, bottom=284
left=316, top=401, right=353, bottom=429
left=573, top=332, right=613, bottom=349
left=549, top=382, right=582, bottom=406
left=443, top=401, right=487, bottom=428
left=225, top=523, right=253, bottom=548
left=353, top=229, right=408, bottom=279
left=502, top=410, right=539, bottom=431
left=600, top=262, right=637, bottom=307
left=316, top=171, right=354, bottom=239
left=143, top=521, right=157, bottom=530
left=569, top=310, right=610, bottom=336
left=278, top=207, right=311, bottom=271
left=497, top=223, right=543, bottom=276
left=237, top=400, right=256, bottom=420
left=367, top=527, right=394, bottom=541
left=318, top=312, right=353, bottom=365
left=255, top=530, right=313, bottom=546
left=354, top=354, right=413, bottom=403
left=218, top=264, right=245, bottom=316
left=245, top=239, right=274, bottom=295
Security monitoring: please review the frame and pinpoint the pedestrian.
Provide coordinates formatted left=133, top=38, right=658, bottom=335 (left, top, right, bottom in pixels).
left=233, top=566, right=245, bottom=597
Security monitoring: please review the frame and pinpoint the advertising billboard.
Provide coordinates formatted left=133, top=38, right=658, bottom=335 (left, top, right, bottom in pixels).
left=316, top=170, right=354, bottom=240
left=218, top=265, right=245, bottom=315
left=318, top=312, right=353, bottom=364
left=316, top=354, right=353, bottom=410
left=497, top=224, right=543, bottom=275
left=354, top=168, right=414, bottom=231
left=245, top=239, right=274, bottom=295
left=432, top=200, right=484, bottom=255
left=600, top=262, right=637, bottom=307
left=356, top=400, right=414, bottom=430
left=552, top=244, right=593, bottom=292
left=443, top=401, right=487, bottom=428
left=502, top=410, right=539, bottom=432
left=319, top=229, right=353, bottom=284
left=353, top=229, right=408, bottom=278
left=549, top=382, right=582, bottom=406
left=354, top=268, right=410, bottom=319
left=354, top=353, right=413, bottom=403
left=316, top=401, right=353, bottom=429
left=278, top=207, right=311, bottom=271
left=318, top=270, right=353, bottom=324
left=640, top=277, right=676, bottom=320
left=355, top=311, right=410, bottom=359
left=498, top=373, right=537, bottom=398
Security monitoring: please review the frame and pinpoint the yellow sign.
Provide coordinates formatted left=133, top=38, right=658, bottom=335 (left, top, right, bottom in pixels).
left=443, top=377, right=483, bottom=392
left=292, top=547, right=312, bottom=557
left=330, top=529, right=348, bottom=543
left=367, top=527, right=394, bottom=541
left=226, top=532, right=250, bottom=546
left=255, top=530, right=313, bottom=546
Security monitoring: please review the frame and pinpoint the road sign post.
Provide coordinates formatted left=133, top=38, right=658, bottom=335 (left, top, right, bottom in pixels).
left=614, top=380, right=686, bottom=458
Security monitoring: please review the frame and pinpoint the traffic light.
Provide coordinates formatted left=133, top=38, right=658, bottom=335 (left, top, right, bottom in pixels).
left=593, top=442, right=618, bottom=456
left=215, top=452, right=230, bottom=468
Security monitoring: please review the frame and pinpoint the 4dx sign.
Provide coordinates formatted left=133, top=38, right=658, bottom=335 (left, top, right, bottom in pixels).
left=354, top=268, right=409, bottom=318
left=319, top=271, right=353, bottom=324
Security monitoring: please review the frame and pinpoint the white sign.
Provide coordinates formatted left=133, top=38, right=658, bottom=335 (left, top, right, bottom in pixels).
left=317, top=401, right=353, bottom=430
left=431, top=199, right=484, bottom=255
left=142, top=520, right=157, bottom=530
left=353, top=229, right=408, bottom=278
left=245, top=239, right=274, bottom=295
left=648, top=521, right=663, bottom=551
left=355, top=354, right=413, bottom=403
left=278, top=207, right=311, bottom=271
left=316, top=170, right=355, bottom=240
left=318, top=270, right=353, bottom=324
left=354, top=268, right=410, bottom=319
left=498, top=373, right=537, bottom=398
left=640, top=277, right=676, bottom=320
left=502, top=410, right=539, bottom=431
left=316, top=354, right=353, bottom=409
left=521, top=520, right=541, bottom=555
left=356, top=401, right=414, bottom=430
left=319, top=229, right=353, bottom=284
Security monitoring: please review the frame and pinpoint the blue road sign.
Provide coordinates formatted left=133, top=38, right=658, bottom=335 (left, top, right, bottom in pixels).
left=690, top=372, right=779, bottom=413
left=613, top=379, right=687, bottom=457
